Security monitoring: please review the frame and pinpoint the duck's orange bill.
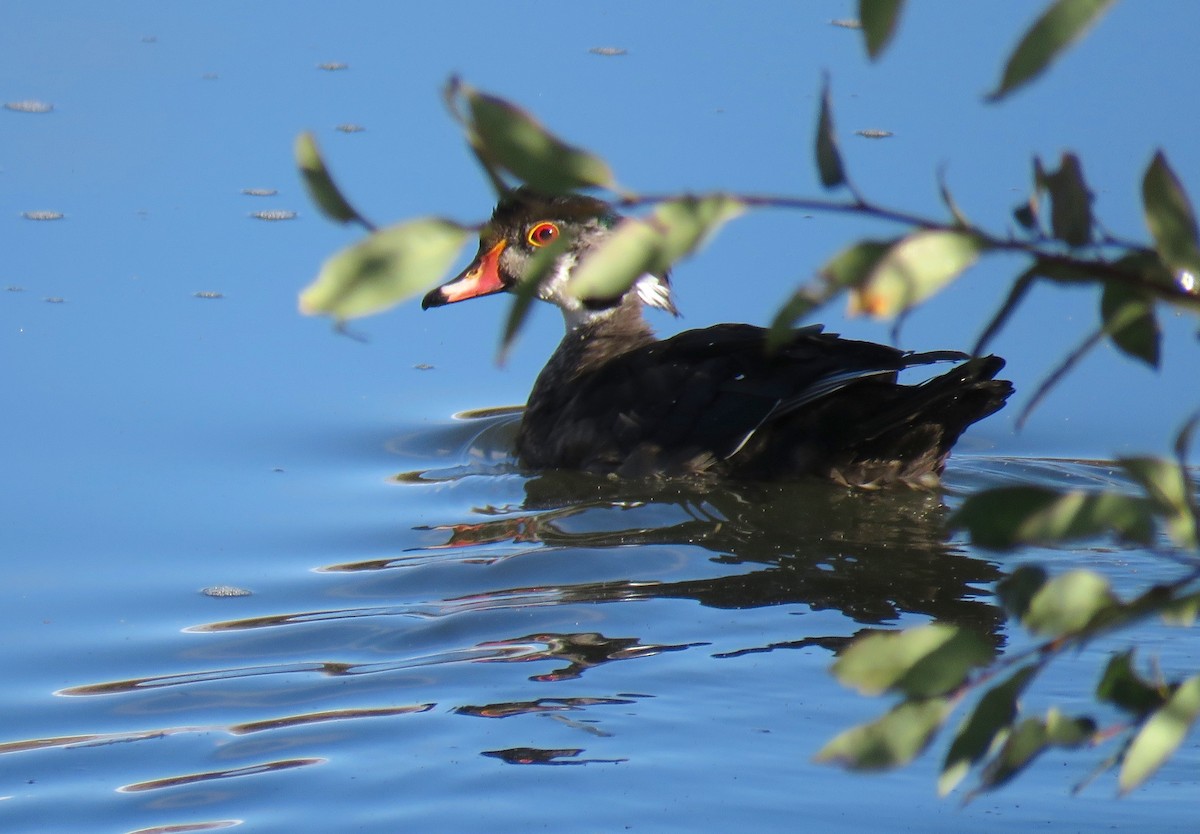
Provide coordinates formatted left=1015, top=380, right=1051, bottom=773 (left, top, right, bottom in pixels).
left=422, top=240, right=507, bottom=308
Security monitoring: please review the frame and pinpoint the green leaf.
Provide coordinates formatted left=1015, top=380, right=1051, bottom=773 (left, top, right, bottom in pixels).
left=858, top=0, right=905, bottom=59
left=951, top=485, right=1157, bottom=549
left=1097, top=651, right=1167, bottom=717
left=815, top=75, right=847, bottom=190
left=499, top=233, right=574, bottom=360
left=1038, top=152, right=1093, bottom=246
left=1120, top=674, right=1200, bottom=793
left=848, top=230, right=983, bottom=317
left=766, top=288, right=823, bottom=351
left=939, top=663, right=1039, bottom=796
left=1022, top=569, right=1117, bottom=637
left=566, top=195, right=743, bottom=303
left=977, top=709, right=1096, bottom=793
left=995, top=565, right=1048, bottom=620
left=294, top=131, right=369, bottom=226
left=814, top=696, right=952, bottom=771
left=1119, top=456, right=1198, bottom=549
left=463, top=85, right=615, bottom=194
left=1143, top=150, right=1200, bottom=287
left=299, top=219, right=469, bottom=320
left=987, top=0, right=1117, bottom=102
left=831, top=624, right=994, bottom=699
left=1161, top=591, right=1200, bottom=627
left=1101, top=281, right=1160, bottom=367
left=1013, top=197, right=1039, bottom=232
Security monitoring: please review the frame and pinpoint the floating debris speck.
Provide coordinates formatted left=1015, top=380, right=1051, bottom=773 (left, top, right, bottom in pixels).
left=22, top=211, right=64, bottom=221
left=44, top=297, right=66, bottom=304
left=588, top=46, right=628, bottom=56
left=251, top=210, right=297, bottom=221
left=241, top=187, right=278, bottom=197
left=6, top=286, right=25, bottom=292
left=318, top=61, right=348, bottom=71
left=201, top=585, right=252, bottom=598
left=830, top=19, right=862, bottom=29
left=413, top=363, right=435, bottom=371
left=5, top=100, right=54, bottom=113
left=194, top=291, right=224, bottom=299
left=855, top=129, right=894, bottom=139
left=336, top=123, right=365, bottom=133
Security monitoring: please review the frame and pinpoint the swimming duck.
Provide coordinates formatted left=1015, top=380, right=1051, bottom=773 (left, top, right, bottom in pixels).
left=422, top=189, right=1011, bottom=486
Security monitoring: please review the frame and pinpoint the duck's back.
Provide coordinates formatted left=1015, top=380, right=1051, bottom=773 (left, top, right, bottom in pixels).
left=516, top=321, right=1012, bottom=485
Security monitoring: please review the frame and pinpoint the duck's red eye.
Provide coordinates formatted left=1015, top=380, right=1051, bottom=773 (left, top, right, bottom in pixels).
left=527, top=221, right=560, bottom=247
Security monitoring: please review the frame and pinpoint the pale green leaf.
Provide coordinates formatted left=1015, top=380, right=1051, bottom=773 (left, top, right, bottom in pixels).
left=815, top=697, right=952, bottom=771
left=987, top=0, right=1117, bottom=101
left=299, top=219, right=469, bottom=320
left=465, top=86, right=615, bottom=194
left=295, top=131, right=367, bottom=226
left=1143, top=150, right=1200, bottom=288
left=858, top=0, right=904, bottom=59
left=951, top=486, right=1157, bottom=549
left=939, top=663, right=1038, bottom=796
left=565, top=219, right=660, bottom=305
left=977, top=709, right=1096, bottom=793
left=832, top=624, right=993, bottom=698
left=849, top=231, right=983, bottom=317
left=815, top=74, right=846, bottom=189
left=1119, top=456, right=1198, bottom=549
left=1120, top=674, right=1200, bottom=793
left=1023, top=569, right=1117, bottom=637
left=566, top=195, right=743, bottom=303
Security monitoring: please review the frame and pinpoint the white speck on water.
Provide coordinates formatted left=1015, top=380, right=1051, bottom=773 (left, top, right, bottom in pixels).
left=336, top=123, right=365, bottom=133
left=193, top=291, right=224, bottom=299
left=241, top=187, right=278, bottom=197
left=22, top=210, right=64, bottom=221
left=201, top=585, right=252, bottom=598
left=855, top=129, right=894, bottom=139
left=317, top=61, right=348, bottom=71
left=5, top=100, right=54, bottom=113
left=251, top=210, right=297, bottom=221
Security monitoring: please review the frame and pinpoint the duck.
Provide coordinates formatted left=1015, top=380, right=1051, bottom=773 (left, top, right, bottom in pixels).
left=422, top=188, right=1012, bottom=486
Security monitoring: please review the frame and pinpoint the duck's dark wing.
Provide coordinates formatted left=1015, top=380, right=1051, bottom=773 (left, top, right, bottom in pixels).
left=516, top=324, right=1012, bottom=484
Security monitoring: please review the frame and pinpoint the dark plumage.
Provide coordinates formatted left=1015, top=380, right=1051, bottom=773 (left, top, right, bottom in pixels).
left=423, top=189, right=1012, bottom=486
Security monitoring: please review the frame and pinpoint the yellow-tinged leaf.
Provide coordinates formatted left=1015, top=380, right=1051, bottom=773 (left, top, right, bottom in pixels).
left=299, top=219, right=469, bottom=320
left=1120, top=674, right=1200, bottom=793
left=849, top=230, right=983, bottom=317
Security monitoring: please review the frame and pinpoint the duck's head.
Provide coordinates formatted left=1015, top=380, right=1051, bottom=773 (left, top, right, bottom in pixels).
left=421, top=188, right=677, bottom=329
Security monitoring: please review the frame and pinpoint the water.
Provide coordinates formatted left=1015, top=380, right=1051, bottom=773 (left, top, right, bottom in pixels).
left=5, top=2, right=1200, bottom=832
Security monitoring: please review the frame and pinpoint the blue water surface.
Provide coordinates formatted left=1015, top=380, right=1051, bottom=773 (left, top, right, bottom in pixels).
left=4, top=2, right=1200, bottom=832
